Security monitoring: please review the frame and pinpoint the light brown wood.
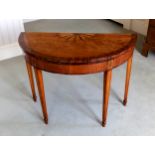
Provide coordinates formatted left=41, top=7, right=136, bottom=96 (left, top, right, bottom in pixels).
left=34, top=67, right=48, bottom=124
left=102, top=70, right=112, bottom=127
left=25, top=61, right=37, bottom=102
left=123, top=56, right=133, bottom=106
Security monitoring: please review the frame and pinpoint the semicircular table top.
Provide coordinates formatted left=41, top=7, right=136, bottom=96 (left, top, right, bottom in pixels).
left=19, top=32, right=137, bottom=65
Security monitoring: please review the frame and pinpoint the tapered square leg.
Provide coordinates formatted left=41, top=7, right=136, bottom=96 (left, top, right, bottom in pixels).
left=25, top=61, right=37, bottom=102
left=34, top=67, right=48, bottom=124
left=102, top=70, right=112, bottom=127
left=123, top=57, right=133, bottom=106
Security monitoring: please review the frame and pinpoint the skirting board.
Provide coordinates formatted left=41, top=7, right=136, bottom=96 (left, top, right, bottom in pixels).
left=23, top=19, right=39, bottom=23
left=0, top=43, right=23, bottom=61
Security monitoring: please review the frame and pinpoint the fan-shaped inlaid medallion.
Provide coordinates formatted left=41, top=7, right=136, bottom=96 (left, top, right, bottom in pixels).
left=55, top=33, right=96, bottom=41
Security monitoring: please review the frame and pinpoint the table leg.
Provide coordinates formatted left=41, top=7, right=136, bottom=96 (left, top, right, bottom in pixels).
left=34, top=67, right=48, bottom=124
left=25, top=61, right=37, bottom=102
left=123, top=56, right=133, bottom=106
left=142, top=43, right=149, bottom=57
left=102, top=70, right=112, bottom=127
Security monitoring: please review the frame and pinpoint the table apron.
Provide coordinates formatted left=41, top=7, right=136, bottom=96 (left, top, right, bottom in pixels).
left=25, top=49, right=133, bottom=75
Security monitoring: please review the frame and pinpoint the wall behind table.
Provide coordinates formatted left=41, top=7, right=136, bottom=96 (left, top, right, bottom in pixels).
left=0, top=19, right=24, bottom=61
left=112, top=19, right=149, bottom=36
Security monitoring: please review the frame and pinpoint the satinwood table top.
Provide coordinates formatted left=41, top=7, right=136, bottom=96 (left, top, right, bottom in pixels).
left=19, top=32, right=137, bottom=65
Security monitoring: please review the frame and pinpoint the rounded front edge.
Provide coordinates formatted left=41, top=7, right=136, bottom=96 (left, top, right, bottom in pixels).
left=25, top=48, right=133, bottom=75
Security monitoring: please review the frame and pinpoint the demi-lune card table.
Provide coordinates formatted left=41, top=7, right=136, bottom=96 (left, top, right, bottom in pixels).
left=18, top=32, right=137, bottom=127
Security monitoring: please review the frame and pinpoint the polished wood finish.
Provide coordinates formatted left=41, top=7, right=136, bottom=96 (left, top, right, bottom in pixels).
left=102, top=70, right=112, bottom=127
left=19, top=33, right=137, bottom=65
left=34, top=67, right=48, bottom=124
left=19, top=32, right=137, bottom=127
left=25, top=61, right=37, bottom=102
left=123, top=56, right=133, bottom=106
left=142, top=19, right=155, bottom=57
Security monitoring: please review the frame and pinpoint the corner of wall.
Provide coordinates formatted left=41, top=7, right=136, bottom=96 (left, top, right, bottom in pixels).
left=0, top=43, right=23, bottom=61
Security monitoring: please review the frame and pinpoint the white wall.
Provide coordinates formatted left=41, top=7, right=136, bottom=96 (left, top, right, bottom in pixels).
left=0, top=19, right=24, bottom=61
left=0, top=19, right=24, bottom=46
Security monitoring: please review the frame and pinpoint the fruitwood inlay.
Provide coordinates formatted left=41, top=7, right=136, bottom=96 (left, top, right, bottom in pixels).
left=18, top=32, right=137, bottom=127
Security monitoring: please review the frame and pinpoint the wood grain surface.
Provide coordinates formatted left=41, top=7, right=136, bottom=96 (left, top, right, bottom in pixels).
left=19, top=32, right=137, bottom=65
